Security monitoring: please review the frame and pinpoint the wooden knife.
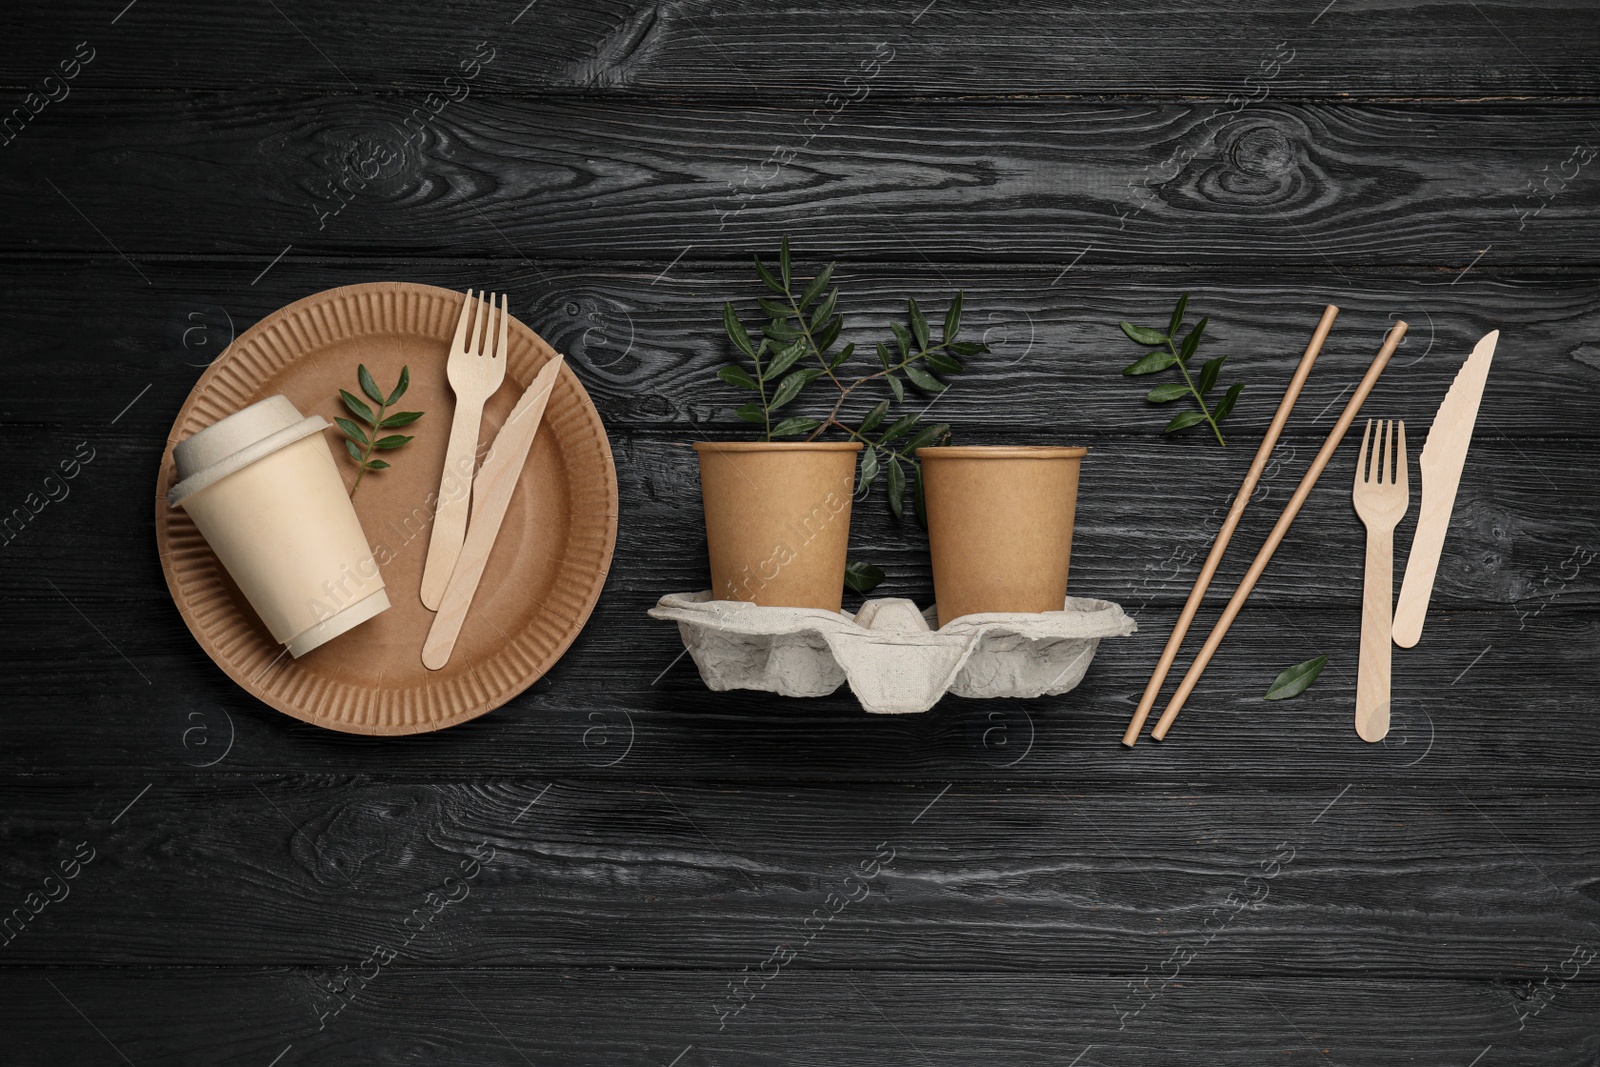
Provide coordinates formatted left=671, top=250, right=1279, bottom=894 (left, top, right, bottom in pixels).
left=1392, top=330, right=1498, bottom=648
left=422, top=353, right=565, bottom=670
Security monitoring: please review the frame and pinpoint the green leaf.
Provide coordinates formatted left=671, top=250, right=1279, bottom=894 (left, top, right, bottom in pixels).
left=1179, top=317, right=1208, bottom=362
left=799, top=263, right=835, bottom=308
left=734, top=401, right=766, bottom=424
left=723, top=303, right=756, bottom=358
left=1168, top=293, right=1189, bottom=337
left=1164, top=410, right=1208, bottom=433
left=1123, top=351, right=1179, bottom=376
left=769, top=416, right=821, bottom=437
left=379, top=409, right=423, bottom=428
left=913, top=463, right=929, bottom=527
left=876, top=342, right=892, bottom=370
left=879, top=414, right=919, bottom=444
left=373, top=434, right=414, bottom=450
left=1145, top=382, right=1190, bottom=404
left=763, top=318, right=800, bottom=342
left=386, top=365, right=410, bottom=405
left=1199, top=354, right=1226, bottom=395
left=809, top=289, right=839, bottom=332
left=340, top=389, right=376, bottom=424
left=856, top=446, right=880, bottom=493
left=1264, top=655, right=1328, bottom=701
left=886, top=458, right=906, bottom=520
left=769, top=369, right=811, bottom=409
left=1215, top=382, right=1245, bottom=422
left=829, top=342, right=855, bottom=370
left=844, top=560, right=886, bottom=595
left=754, top=255, right=785, bottom=294
left=758, top=297, right=790, bottom=319
left=765, top=340, right=807, bottom=380
left=363, top=459, right=390, bottom=470
left=890, top=321, right=914, bottom=361
left=1120, top=321, right=1169, bottom=346
left=779, top=236, right=792, bottom=289
left=886, top=374, right=904, bottom=402
left=358, top=364, right=384, bottom=405
left=903, top=362, right=945, bottom=392
left=943, top=292, right=963, bottom=343
left=948, top=341, right=987, bottom=357
left=860, top=399, right=891, bottom=434
left=717, top=365, right=760, bottom=390
left=925, top=349, right=962, bottom=374
left=335, top=416, right=369, bottom=444
left=908, top=297, right=930, bottom=350
left=905, top=423, right=951, bottom=451
left=344, top=439, right=363, bottom=462
left=814, top=316, right=843, bottom=353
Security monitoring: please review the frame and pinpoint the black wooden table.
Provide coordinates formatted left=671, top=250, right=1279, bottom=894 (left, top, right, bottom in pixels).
left=4, top=3, right=1598, bottom=1063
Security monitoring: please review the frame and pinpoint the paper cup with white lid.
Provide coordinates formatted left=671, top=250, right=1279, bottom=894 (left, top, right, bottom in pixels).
left=167, top=395, right=389, bottom=657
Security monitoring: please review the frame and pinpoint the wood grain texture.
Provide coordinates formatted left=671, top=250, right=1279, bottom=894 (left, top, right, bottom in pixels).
left=4, top=0, right=1599, bottom=1059
left=2, top=260, right=1599, bottom=441
left=3, top=1, right=1599, bottom=97
left=0, top=600, right=1590, bottom=785
left=7, top=95, right=1600, bottom=264
left=3, top=971, right=1594, bottom=1066
left=0, top=779, right=1595, bottom=971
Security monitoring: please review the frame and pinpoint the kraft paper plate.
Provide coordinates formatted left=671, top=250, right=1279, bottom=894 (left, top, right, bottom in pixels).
left=155, top=282, right=618, bottom=734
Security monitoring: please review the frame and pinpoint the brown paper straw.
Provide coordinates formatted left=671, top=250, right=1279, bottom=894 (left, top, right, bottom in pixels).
left=1150, top=319, right=1408, bottom=742
left=1122, top=305, right=1339, bottom=747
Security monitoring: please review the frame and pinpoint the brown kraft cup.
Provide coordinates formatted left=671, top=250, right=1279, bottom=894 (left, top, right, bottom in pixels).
left=916, top=445, right=1087, bottom=627
left=693, top=441, right=863, bottom=612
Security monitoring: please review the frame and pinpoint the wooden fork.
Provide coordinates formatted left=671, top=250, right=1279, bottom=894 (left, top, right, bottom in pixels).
left=1352, top=419, right=1408, bottom=742
left=420, top=290, right=508, bottom=611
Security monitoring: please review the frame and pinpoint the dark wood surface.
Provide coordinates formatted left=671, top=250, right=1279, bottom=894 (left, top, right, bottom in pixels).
left=3, top=2, right=1598, bottom=1064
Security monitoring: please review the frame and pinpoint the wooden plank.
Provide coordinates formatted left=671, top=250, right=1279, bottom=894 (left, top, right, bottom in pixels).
left=3, top=1, right=1599, bottom=98
left=2, top=260, right=1597, bottom=442
left=3, top=970, right=1595, bottom=1065
left=0, top=779, right=1595, bottom=972
left=0, top=596, right=1589, bottom=785
left=8, top=95, right=1600, bottom=264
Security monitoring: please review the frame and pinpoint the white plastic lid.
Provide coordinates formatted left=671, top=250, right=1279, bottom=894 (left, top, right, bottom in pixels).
left=168, top=395, right=328, bottom=508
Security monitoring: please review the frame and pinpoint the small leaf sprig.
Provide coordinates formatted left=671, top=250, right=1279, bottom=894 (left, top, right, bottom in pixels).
left=337, top=364, right=423, bottom=495
left=718, top=237, right=988, bottom=520
left=1119, top=293, right=1243, bottom=446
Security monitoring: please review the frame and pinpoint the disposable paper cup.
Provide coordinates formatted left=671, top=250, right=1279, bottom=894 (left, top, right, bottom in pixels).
left=917, top=445, right=1087, bottom=628
left=693, top=441, right=862, bottom=613
left=167, top=395, right=389, bottom=657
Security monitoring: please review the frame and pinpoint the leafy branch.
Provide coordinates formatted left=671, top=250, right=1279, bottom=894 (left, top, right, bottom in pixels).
left=336, top=364, right=423, bottom=495
left=717, top=237, right=988, bottom=520
left=1119, top=293, right=1243, bottom=446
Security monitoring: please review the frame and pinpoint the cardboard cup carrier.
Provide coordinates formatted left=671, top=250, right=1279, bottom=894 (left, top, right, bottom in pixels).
left=167, top=396, right=389, bottom=657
